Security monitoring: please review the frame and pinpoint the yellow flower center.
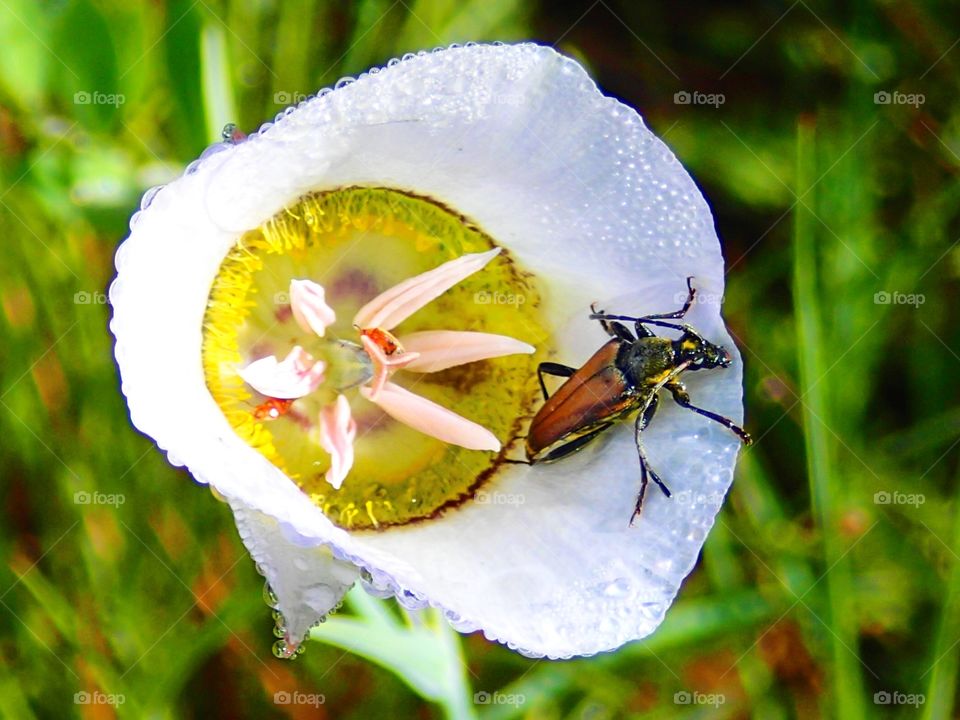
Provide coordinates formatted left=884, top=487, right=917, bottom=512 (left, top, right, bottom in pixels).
left=202, top=187, right=550, bottom=531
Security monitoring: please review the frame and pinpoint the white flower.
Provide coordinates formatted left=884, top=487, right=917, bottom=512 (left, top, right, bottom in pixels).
left=110, top=42, right=745, bottom=659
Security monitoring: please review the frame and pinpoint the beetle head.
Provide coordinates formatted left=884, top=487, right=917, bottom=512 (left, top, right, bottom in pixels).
left=675, top=329, right=731, bottom=370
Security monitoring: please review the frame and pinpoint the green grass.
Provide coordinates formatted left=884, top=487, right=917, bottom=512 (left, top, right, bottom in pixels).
left=1, top=0, right=959, bottom=717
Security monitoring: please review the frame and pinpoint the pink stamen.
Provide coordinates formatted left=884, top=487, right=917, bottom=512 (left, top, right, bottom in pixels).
left=360, top=381, right=501, bottom=452
left=290, top=279, right=336, bottom=337
left=359, top=334, right=420, bottom=400
left=399, top=331, right=535, bottom=373
left=318, top=395, right=358, bottom=490
left=353, top=248, right=501, bottom=330
left=237, top=346, right=326, bottom=399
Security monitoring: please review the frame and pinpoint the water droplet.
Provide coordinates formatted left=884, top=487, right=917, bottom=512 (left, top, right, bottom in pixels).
left=262, top=581, right=279, bottom=608
left=272, top=639, right=298, bottom=659
left=603, top=578, right=632, bottom=598
left=273, top=623, right=287, bottom=639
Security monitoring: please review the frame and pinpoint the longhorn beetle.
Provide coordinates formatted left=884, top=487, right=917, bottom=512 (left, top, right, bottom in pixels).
left=525, top=278, right=751, bottom=524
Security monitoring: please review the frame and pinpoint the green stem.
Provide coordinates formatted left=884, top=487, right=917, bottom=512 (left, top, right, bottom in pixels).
left=434, top=610, right=478, bottom=720
left=922, top=489, right=960, bottom=720
left=200, top=23, right=238, bottom=144
left=793, top=117, right=866, bottom=719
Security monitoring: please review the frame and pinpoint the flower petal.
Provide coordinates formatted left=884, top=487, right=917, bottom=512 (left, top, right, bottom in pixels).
left=360, top=381, right=500, bottom=452
left=318, top=395, right=357, bottom=490
left=112, top=43, right=745, bottom=658
left=229, top=498, right=359, bottom=651
left=399, top=331, right=535, bottom=373
left=236, top=346, right=326, bottom=399
left=290, top=279, right=336, bottom=337
left=353, top=248, right=501, bottom=330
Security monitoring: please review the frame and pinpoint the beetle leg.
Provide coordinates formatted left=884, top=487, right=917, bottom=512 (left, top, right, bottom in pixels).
left=630, top=394, right=671, bottom=524
left=592, top=278, right=699, bottom=337
left=666, top=381, right=753, bottom=445
left=536, top=362, right=578, bottom=401
left=533, top=422, right=614, bottom=463
left=590, top=302, right=637, bottom=340
left=639, top=276, right=696, bottom=321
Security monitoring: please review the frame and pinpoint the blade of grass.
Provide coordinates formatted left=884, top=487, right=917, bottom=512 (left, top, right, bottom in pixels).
left=201, top=23, right=238, bottom=145
left=793, top=117, right=866, bottom=719
left=310, top=603, right=477, bottom=719
left=922, top=477, right=960, bottom=720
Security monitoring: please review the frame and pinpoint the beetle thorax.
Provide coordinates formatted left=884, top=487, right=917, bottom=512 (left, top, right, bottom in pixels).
left=618, top=337, right=677, bottom=388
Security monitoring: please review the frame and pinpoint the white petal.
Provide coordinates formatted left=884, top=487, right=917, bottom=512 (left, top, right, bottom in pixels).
left=399, top=330, right=535, bottom=373
left=111, top=43, right=744, bottom=658
left=229, top=498, right=359, bottom=650
left=353, top=248, right=500, bottom=330
left=360, top=381, right=500, bottom=452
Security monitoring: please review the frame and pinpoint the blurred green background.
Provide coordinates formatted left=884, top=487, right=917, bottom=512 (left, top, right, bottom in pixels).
left=1, top=0, right=957, bottom=717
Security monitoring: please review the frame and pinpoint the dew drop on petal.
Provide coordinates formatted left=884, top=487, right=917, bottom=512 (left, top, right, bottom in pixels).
left=262, top=581, right=279, bottom=609
left=603, top=577, right=633, bottom=598
left=272, top=639, right=299, bottom=659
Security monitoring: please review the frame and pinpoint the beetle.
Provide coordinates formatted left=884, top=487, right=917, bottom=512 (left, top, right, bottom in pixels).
left=525, top=277, right=751, bottom=524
